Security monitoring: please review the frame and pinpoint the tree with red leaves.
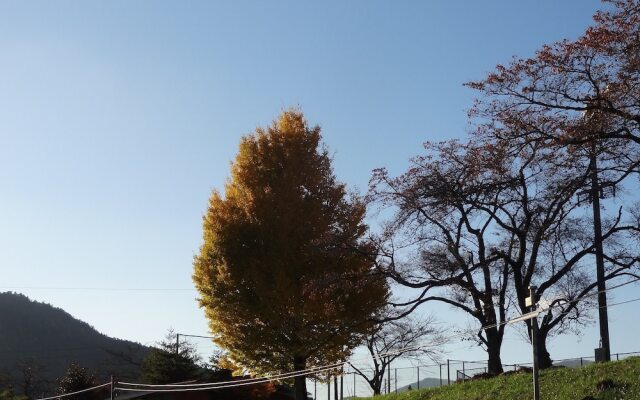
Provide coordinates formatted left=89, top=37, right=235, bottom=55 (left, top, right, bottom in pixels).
left=459, top=0, right=640, bottom=367
left=369, top=134, right=639, bottom=371
left=466, top=0, right=640, bottom=175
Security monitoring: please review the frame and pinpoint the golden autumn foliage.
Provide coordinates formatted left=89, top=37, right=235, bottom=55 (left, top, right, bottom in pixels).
left=192, top=110, right=388, bottom=399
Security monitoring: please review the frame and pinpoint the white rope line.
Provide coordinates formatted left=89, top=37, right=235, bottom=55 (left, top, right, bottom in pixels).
left=33, top=278, right=639, bottom=396
left=117, top=335, right=457, bottom=392
left=36, top=383, right=111, bottom=400
left=117, top=363, right=343, bottom=388
left=116, top=364, right=346, bottom=392
left=118, top=340, right=438, bottom=389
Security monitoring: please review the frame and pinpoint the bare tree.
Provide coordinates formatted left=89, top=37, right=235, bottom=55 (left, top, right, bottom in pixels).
left=15, top=359, right=47, bottom=399
left=464, top=0, right=640, bottom=365
left=369, top=138, right=639, bottom=371
left=467, top=0, right=640, bottom=152
left=349, top=313, right=443, bottom=395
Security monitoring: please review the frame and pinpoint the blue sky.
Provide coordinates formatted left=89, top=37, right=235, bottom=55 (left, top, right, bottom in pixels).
left=2, top=0, right=637, bottom=383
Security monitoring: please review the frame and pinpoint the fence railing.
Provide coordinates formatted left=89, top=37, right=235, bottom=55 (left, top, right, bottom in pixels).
left=307, top=351, right=640, bottom=399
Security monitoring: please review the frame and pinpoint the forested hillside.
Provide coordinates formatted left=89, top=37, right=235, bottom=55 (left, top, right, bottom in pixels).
left=0, top=292, right=149, bottom=395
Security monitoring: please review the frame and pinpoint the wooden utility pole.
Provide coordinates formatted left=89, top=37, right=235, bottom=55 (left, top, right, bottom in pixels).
left=580, top=101, right=612, bottom=362
left=589, top=142, right=611, bottom=362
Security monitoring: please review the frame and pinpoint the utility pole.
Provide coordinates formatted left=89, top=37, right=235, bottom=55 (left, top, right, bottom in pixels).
left=173, top=332, right=218, bottom=368
left=589, top=141, right=611, bottom=362
left=110, top=375, right=114, bottom=400
left=580, top=101, right=612, bottom=362
left=529, top=286, right=540, bottom=400
left=174, top=333, right=180, bottom=371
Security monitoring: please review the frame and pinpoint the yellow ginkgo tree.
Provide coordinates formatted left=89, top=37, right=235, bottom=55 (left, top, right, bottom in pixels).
left=193, top=110, right=388, bottom=400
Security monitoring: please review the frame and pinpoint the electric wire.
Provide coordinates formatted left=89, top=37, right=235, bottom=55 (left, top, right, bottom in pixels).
left=606, top=296, right=640, bottom=308
left=481, top=276, right=640, bottom=332
left=0, top=286, right=194, bottom=291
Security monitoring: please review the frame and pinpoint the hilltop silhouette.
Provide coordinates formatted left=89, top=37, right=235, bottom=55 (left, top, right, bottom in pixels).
left=0, top=292, right=149, bottom=394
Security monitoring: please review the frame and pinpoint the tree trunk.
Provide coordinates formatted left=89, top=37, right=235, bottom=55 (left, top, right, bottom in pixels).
left=371, top=378, right=381, bottom=396
left=485, top=329, right=504, bottom=374
left=537, top=330, right=553, bottom=369
left=293, top=356, right=307, bottom=400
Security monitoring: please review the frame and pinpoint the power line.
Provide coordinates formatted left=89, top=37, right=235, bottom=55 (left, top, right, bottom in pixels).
left=483, top=276, right=640, bottom=332
left=607, top=296, right=640, bottom=308
left=0, top=286, right=194, bottom=291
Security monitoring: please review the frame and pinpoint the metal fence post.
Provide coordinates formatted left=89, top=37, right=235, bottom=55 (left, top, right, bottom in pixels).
left=462, top=361, right=466, bottom=381
left=387, top=358, right=391, bottom=394
left=394, top=368, right=397, bottom=393
left=327, top=380, right=330, bottom=400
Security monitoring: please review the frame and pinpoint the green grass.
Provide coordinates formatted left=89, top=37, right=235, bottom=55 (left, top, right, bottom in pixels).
left=356, top=357, right=640, bottom=400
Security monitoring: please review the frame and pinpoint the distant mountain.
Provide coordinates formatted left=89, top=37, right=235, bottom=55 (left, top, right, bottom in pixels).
left=396, top=377, right=444, bottom=392
left=555, top=358, right=594, bottom=368
left=0, top=292, right=149, bottom=394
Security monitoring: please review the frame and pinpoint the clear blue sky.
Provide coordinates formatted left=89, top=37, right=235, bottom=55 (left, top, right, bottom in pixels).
left=2, top=0, right=637, bottom=377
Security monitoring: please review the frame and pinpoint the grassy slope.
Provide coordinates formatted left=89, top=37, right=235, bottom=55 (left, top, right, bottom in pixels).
left=358, top=357, right=640, bottom=400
